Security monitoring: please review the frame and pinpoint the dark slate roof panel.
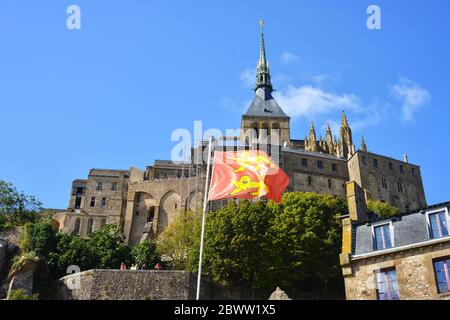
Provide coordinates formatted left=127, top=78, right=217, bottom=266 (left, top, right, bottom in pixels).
left=243, top=88, right=289, bottom=118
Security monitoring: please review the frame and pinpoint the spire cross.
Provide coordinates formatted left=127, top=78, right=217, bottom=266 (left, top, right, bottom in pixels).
left=259, top=19, right=265, bottom=33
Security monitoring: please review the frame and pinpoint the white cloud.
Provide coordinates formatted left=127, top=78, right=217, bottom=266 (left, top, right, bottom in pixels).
left=390, top=77, right=430, bottom=122
left=273, top=85, right=361, bottom=118
left=281, top=52, right=299, bottom=64
left=240, top=69, right=255, bottom=88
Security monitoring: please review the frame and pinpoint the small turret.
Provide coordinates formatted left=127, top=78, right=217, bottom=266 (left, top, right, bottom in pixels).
left=360, top=136, right=367, bottom=152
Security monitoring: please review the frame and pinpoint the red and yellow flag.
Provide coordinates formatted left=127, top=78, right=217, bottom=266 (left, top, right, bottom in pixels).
left=207, top=150, right=290, bottom=203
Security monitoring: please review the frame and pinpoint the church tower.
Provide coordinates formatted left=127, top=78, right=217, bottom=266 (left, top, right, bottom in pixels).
left=240, top=21, right=291, bottom=148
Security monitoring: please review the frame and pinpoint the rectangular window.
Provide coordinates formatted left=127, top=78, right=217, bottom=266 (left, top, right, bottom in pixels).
left=317, top=160, right=323, bottom=169
left=96, top=182, right=103, bottom=191
left=373, top=159, right=379, bottom=168
left=376, top=269, right=400, bottom=300
left=374, top=224, right=393, bottom=250
left=400, top=165, right=404, bottom=174
left=90, top=197, right=96, bottom=207
left=301, top=158, right=308, bottom=167
left=362, top=156, right=367, bottom=166
left=328, top=179, right=332, bottom=189
left=434, top=258, right=450, bottom=294
left=101, top=197, right=107, bottom=208
left=332, top=163, right=338, bottom=172
left=389, top=162, right=393, bottom=171
left=111, top=182, right=118, bottom=191
left=411, top=168, right=416, bottom=177
left=428, top=211, right=449, bottom=239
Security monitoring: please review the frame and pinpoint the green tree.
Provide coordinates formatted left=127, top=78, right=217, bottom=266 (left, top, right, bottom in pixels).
left=367, top=200, right=400, bottom=218
left=89, top=224, right=131, bottom=269
left=50, top=233, right=98, bottom=277
left=131, top=240, right=161, bottom=269
left=20, top=221, right=58, bottom=261
left=269, top=192, right=347, bottom=294
left=197, top=201, right=274, bottom=287
left=157, top=210, right=202, bottom=270
left=0, top=180, right=43, bottom=227
left=185, top=192, right=347, bottom=295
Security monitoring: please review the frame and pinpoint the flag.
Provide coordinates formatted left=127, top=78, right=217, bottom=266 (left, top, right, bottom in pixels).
left=207, top=150, right=290, bottom=203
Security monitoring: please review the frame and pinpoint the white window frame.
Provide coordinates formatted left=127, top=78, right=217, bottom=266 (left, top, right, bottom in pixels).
left=426, top=207, right=450, bottom=240
left=372, top=221, right=395, bottom=251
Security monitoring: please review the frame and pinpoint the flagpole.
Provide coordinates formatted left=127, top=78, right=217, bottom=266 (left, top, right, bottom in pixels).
left=196, top=136, right=213, bottom=300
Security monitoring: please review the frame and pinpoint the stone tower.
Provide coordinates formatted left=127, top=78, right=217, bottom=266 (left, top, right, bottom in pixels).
left=240, top=21, right=291, bottom=148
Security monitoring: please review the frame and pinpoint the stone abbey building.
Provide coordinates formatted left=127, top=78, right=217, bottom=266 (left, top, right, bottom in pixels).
left=54, top=26, right=427, bottom=246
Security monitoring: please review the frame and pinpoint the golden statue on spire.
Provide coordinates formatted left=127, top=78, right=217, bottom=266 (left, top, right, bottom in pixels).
left=259, top=19, right=265, bottom=33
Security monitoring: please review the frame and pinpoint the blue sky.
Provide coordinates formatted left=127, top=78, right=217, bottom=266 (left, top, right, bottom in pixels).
left=1, top=0, right=450, bottom=208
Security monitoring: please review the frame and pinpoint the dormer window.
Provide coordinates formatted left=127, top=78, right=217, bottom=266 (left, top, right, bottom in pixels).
left=428, top=209, right=449, bottom=239
left=373, top=223, right=393, bottom=250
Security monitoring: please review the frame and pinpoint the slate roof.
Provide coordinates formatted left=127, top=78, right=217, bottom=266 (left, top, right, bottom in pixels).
left=352, top=201, right=450, bottom=256
left=243, top=88, right=289, bottom=118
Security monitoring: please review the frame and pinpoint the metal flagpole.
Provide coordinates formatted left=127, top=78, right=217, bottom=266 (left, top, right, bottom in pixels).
left=196, top=136, right=213, bottom=300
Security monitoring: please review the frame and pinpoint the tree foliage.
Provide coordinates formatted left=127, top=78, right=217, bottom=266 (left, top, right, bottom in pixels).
left=367, top=199, right=400, bottom=218
left=157, top=210, right=202, bottom=270
left=180, top=192, right=347, bottom=294
left=131, top=240, right=160, bottom=269
left=20, top=221, right=59, bottom=261
left=0, top=180, right=43, bottom=229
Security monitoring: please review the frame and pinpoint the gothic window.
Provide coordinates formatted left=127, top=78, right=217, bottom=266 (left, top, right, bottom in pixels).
left=328, top=179, right=332, bottom=189
left=373, top=159, right=379, bottom=168
left=389, top=162, right=393, bottom=171
left=87, top=218, right=94, bottom=235
left=74, top=218, right=81, bottom=235
left=90, top=197, right=96, bottom=207
left=308, top=176, right=312, bottom=186
left=411, top=168, right=417, bottom=177
left=96, top=182, right=103, bottom=191
left=382, top=177, right=388, bottom=190
left=397, top=181, right=404, bottom=193
left=100, top=218, right=106, bottom=228
left=362, top=155, right=367, bottom=166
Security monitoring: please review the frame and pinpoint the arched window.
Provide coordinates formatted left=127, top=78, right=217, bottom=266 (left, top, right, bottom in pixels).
left=397, top=181, right=404, bottom=193
left=74, top=218, right=81, bottom=235
left=308, top=176, right=313, bottom=186
left=100, top=218, right=106, bottom=228
left=382, top=177, right=388, bottom=190
left=87, top=218, right=94, bottom=235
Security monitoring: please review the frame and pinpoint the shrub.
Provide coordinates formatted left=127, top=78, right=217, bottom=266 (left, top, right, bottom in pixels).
left=131, top=240, right=161, bottom=269
left=367, top=200, right=400, bottom=218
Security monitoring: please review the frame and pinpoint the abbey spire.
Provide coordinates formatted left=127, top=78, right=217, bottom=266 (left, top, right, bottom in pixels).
left=240, top=20, right=291, bottom=148
left=255, top=20, right=273, bottom=92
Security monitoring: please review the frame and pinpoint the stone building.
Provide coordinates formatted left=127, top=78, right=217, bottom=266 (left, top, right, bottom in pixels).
left=340, top=182, right=450, bottom=300
left=55, top=24, right=427, bottom=246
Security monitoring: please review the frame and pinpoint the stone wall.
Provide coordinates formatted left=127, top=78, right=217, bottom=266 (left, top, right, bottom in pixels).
left=348, top=151, right=427, bottom=212
left=58, top=270, right=200, bottom=300
left=343, top=241, right=450, bottom=300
